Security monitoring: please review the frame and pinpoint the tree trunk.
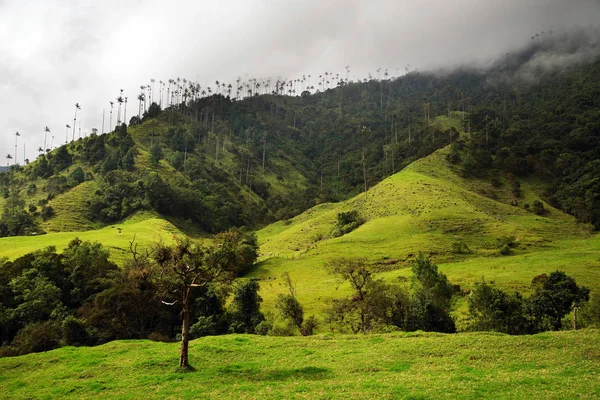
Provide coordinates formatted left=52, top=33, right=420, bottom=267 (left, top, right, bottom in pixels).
left=262, top=136, right=266, bottom=170
left=362, top=152, right=367, bottom=199
left=179, top=298, right=190, bottom=368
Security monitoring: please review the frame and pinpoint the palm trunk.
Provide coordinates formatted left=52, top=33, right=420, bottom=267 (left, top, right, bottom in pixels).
left=362, top=152, right=367, bottom=198
left=262, top=136, right=266, bottom=170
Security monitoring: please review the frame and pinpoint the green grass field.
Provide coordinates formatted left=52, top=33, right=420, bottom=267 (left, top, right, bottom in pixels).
left=0, top=212, right=179, bottom=265
left=1, top=329, right=599, bottom=399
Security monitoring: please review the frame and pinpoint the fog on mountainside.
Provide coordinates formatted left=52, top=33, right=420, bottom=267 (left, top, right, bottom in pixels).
left=2, top=0, right=600, bottom=160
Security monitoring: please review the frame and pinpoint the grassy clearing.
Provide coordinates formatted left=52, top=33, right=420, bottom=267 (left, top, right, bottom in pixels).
left=1, top=329, right=598, bottom=399
left=0, top=213, right=179, bottom=265
left=43, top=180, right=101, bottom=232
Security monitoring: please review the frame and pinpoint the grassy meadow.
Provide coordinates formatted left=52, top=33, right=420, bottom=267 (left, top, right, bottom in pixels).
left=1, top=329, right=599, bottom=399
left=0, top=213, right=179, bottom=265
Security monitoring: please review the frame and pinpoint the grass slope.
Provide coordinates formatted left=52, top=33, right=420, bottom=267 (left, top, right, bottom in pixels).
left=0, top=213, right=179, bottom=265
left=1, top=330, right=599, bottom=399
left=250, top=142, right=598, bottom=317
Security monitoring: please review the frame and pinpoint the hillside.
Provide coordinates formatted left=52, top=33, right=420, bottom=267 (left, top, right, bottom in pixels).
left=1, top=330, right=599, bottom=399
left=1, top=37, right=599, bottom=241
left=249, top=141, right=598, bottom=317
left=0, top=212, right=179, bottom=265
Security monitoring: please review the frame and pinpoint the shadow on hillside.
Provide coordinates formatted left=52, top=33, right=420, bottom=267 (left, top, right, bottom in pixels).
left=219, top=364, right=332, bottom=381
left=162, top=215, right=206, bottom=239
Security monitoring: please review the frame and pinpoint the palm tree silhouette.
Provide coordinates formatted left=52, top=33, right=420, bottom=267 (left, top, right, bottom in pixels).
left=137, top=93, right=145, bottom=118
left=65, top=124, right=71, bottom=144
left=150, top=79, right=155, bottom=103
left=44, top=126, right=50, bottom=151
left=14, top=132, right=20, bottom=165
left=73, top=103, right=81, bottom=142
left=116, top=96, right=124, bottom=125
left=5, top=154, right=12, bottom=166
left=109, top=101, right=114, bottom=132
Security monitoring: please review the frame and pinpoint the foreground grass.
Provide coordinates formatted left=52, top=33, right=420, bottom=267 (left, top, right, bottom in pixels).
left=1, top=330, right=599, bottom=399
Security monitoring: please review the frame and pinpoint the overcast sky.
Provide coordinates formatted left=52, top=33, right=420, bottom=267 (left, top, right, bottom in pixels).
left=1, top=0, right=599, bottom=163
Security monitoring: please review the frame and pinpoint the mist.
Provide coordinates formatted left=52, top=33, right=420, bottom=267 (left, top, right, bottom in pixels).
left=1, top=0, right=600, bottom=162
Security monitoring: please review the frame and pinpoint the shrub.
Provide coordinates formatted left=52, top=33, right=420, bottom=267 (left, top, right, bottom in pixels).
left=511, top=180, right=521, bottom=198
left=62, top=316, right=89, bottom=346
left=227, top=280, right=264, bottom=334
left=451, top=240, right=471, bottom=254
left=68, top=166, right=86, bottom=186
left=496, top=236, right=517, bottom=255
left=11, top=321, right=61, bottom=355
left=189, top=316, right=224, bottom=338
left=468, top=280, right=528, bottom=334
left=41, top=205, right=54, bottom=221
left=532, top=200, right=546, bottom=215
left=331, top=210, right=364, bottom=237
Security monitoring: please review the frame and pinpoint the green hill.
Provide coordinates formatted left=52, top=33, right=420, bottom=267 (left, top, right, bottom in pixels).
left=0, top=212, right=179, bottom=265
left=1, top=330, right=599, bottom=399
left=249, top=140, right=598, bottom=318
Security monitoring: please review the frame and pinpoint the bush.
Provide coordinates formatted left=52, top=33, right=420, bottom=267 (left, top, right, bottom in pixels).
left=468, top=281, right=528, bottom=334
left=300, top=316, right=317, bottom=336
left=68, top=166, right=86, bottom=186
left=331, top=210, right=364, bottom=237
left=496, top=236, right=517, bottom=255
left=227, top=280, right=265, bottom=334
left=189, top=316, right=225, bottom=338
left=62, top=316, right=89, bottom=346
left=498, top=244, right=511, bottom=255
left=149, top=143, right=164, bottom=166
left=11, top=321, right=61, bottom=354
left=451, top=240, right=471, bottom=254
left=511, top=180, right=521, bottom=198
left=41, top=205, right=54, bottom=221
left=532, top=200, right=546, bottom=215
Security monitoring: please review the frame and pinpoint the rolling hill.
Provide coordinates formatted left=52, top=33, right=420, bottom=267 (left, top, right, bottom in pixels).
left=248, top=136, right=599, bottom=319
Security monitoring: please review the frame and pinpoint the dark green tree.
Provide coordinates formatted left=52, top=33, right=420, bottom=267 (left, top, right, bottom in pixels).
left=228, top=279, right=264, bottom=334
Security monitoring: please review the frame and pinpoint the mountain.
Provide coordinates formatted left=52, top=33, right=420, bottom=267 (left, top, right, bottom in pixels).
left=2, top=34, right=599, bottom=243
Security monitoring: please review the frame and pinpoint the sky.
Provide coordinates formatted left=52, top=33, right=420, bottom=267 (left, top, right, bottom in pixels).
left=1, top=0, right=599, bottom=163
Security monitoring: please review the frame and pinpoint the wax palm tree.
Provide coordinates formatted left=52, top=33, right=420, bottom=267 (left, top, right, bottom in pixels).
left=14, top=132, right=20, bottom=165
left=159, top=80, right=163, bottom=107
left=65, top=124, right=71, bottom=144
left=137, top=93, right=145, bottom=118
left=116, top=96, right=124, bottom=125
left=124, top=97, right=128, bottom=123
left=44, top=126, right=50, bottom=151
left=73, top=103, right=81, bottom=142
left=6, top=154, right=12, bottom=166
left=109, top=101, right=114, bottom=132
left=150, top=79, right=155, bottom=103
